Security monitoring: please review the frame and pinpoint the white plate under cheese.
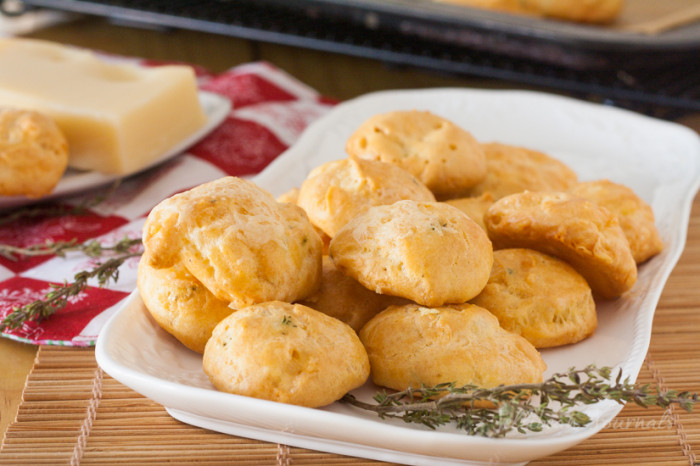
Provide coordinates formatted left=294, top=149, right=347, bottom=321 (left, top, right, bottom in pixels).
left=0, top=38, right=208, bottom=175
left=0, top=91, right=230, bottom=210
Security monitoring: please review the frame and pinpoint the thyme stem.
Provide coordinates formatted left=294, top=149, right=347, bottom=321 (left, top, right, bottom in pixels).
left=0, top=180, right=140, bottom=333
left=0, top=237, right=142, bottom=261
left=0, top=246, right=142, bottom=332
left=341, top=366, right=698, bottom=438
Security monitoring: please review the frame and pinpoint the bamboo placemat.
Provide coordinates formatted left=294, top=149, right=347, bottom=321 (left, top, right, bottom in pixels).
left=2, top=196, right=699, bottom=465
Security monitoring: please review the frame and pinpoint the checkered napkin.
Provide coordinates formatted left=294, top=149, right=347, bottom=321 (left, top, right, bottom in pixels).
left=0, top=60, right=335, bottom=346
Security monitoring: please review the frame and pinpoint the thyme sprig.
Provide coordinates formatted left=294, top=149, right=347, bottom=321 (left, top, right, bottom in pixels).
left=0, top=238, right=143, bottom=332
left=0, top=237, right=142, bottom=261
left=341, top=365, right=698, bottom=438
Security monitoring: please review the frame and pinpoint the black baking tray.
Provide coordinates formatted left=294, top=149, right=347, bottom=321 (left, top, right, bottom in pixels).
left=257, top=0, right=700, bottom=68
left=13, top=0, right=700, bottom=116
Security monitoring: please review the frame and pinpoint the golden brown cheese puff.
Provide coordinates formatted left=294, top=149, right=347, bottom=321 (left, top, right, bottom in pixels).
left=345, top=110, right=486, bottom=198
left=0, top=107, right=68, bottom=198
left=330, top=200, right=493, bottom=306
left=521, top=0, right=623, bottom=23
left=444, top=192, right=495, bottom=231
left=137, top=251, right=233, bottom=353
left=299, top=256, right=412, bottom=332
left=359, top=303, right=546, bottom=392
left=297, top=157, right=435, bottom=238
left=464, top=143, right=578, bottom=200
left=435, top=0, right=531, bottom=15
left=203, top=301, right=370, bottom=408
left=470, top=248, right=597, bottom=348
left=484, top=191, right=637, bottom=299
left=570, top=179, right=663, bottom=264
left=435, top=0, right=623, bottom=23
left=142, top=176, right=323, bottom=308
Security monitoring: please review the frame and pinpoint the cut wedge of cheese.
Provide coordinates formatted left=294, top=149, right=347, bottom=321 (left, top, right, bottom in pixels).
left=0, top=38, right=207, bottom=175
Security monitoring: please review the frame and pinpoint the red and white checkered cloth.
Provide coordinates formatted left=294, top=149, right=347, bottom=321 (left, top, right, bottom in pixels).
left=0, top=60, right=335, bottom=346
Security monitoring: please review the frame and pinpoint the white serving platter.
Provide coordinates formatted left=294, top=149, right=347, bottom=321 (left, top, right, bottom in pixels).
left=0, top=90, right=231, bottom=210
left=96, top=88, right=700, bottom=465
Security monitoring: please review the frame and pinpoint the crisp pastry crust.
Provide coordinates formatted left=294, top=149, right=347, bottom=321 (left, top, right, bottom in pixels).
left=330, top=200, right=493, bottom=306
left=470, top=248, right=597, bottom=348
left=299, top=256, right=411, bottom=332
left=203, top=301, right=370, bottom=408
left=137, top=251, right=233, bottom=354
left=465, top=142, right=578, bottom=200
left=0, top=107, right=68, bottom=197
left=444, top=192, right=495, bottom=231
left=359, top=303, right=547, bottom=391
left=142, top=176, right=323, bottom=308
left=345, top=110, right=486, bottom=197
left=570, top=179, right=663, bottom=264
left=484, top=191, right=637, bottom=299
left=297, top=157, right=435, bottom=238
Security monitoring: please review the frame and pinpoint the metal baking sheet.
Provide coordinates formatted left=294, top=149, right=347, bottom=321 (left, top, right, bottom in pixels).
left=272, top=0, right=700, bottom=52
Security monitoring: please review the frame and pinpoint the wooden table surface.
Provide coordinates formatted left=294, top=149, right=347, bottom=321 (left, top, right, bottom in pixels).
left=1, top=14, right=699, bottom=459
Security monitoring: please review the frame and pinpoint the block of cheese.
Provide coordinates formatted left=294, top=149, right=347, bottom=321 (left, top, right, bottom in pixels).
left=0, top=38, right=207, bottom=175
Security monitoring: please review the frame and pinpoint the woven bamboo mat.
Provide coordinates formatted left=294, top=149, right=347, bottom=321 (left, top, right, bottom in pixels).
left=2, top=196, right=699, bottom=465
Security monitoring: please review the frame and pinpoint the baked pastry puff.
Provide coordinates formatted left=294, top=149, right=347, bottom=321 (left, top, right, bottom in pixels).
left=570, top=179, right=663, bottom=264
left=142, top=176, right=323, bottom=308
left=137, top=250, right=233, bottom=353
left=297, top=157, right=435, bottom=238
left=330, top=200, right=493, bottom=306
left=484, top=191, right=637, bottom=299
left=0, top=107, right=68, bottom=197
left=470, top=248, right=597, bottom=348
left=345, top=110, right=486, bottom=198
left=298, top=256, right=411, bottom=332
left=464, top=142, right=578, bottom=200
left=359, top=303, right=547, bottom=391
left=434, top=0, right=623, bottom=24
left=203, top=301, right=370, bottom=408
